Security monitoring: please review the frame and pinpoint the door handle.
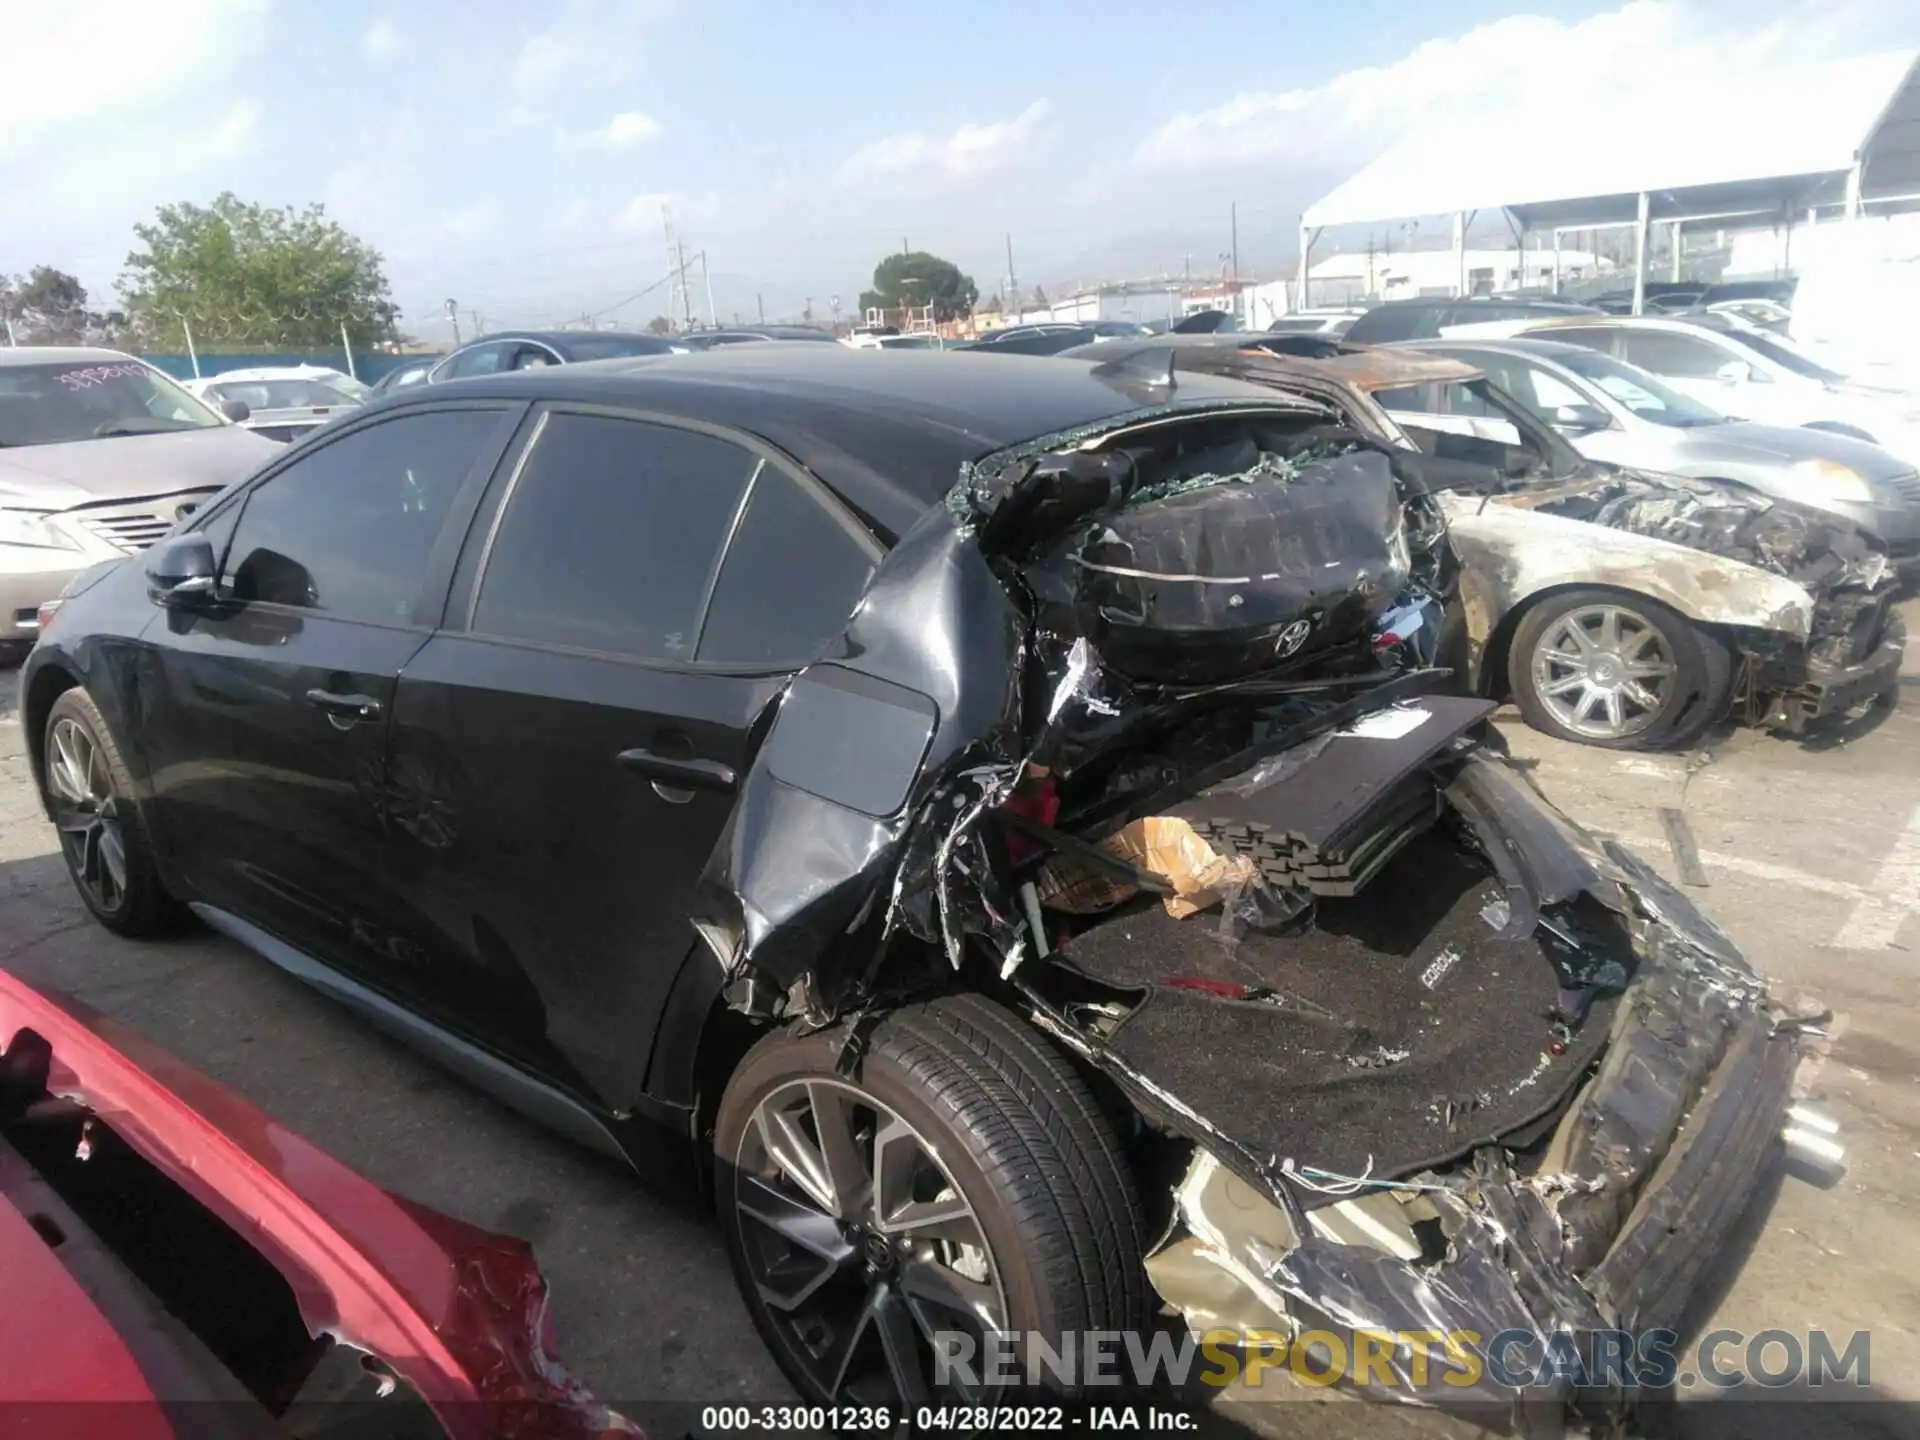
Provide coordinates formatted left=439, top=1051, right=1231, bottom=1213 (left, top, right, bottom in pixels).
left=616, top=747, right=736, bottom=794
left=304, top=689, right=384, bottom=725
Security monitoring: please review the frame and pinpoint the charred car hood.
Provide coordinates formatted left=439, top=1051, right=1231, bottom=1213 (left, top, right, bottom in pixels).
left=0, top=425, right=278, bottom=509
left=1492, top=466, right=1893, bottom=590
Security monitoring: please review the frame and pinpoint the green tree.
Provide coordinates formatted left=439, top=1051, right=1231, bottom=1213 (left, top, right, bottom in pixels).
left=1030, top=284, right=1048, bottom=307
left=2, top=266, right=91, bottom=342
left=645, top=314, right=674, bottom=336
left=858, top=250, right=978, bottom=323
left=119, top=193, right=399, bottom=349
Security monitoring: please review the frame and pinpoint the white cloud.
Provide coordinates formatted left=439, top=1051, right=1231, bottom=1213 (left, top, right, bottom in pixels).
left=558, top=109, right=663, bottom=152
left=1135, top=0, right=1818, bottom=170
left=617, top=191, right=684, bottom=231
left=511, top=29, right=586, bottom=99
left=596, top=110, right=662, bottom=148
left=842, top=100, right=1052, bottom=185
left=0, top=0, right=266, bottom=155
left=203, top=98, right=260, bottom=159
left=363, top=19, right=402, bottom=63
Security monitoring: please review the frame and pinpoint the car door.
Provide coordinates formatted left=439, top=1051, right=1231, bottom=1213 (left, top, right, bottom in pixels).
left=1468, top=353, right=1649, bottom=469
left=140, top=402, right=521, bottom=985
left=382, top=407, right=879, bottom=1104
left=1609, top=328, right=1760, bottom=413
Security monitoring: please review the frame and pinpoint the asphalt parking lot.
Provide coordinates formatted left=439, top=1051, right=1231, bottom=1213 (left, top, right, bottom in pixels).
left=5, top=610, right=1920, bottom=1438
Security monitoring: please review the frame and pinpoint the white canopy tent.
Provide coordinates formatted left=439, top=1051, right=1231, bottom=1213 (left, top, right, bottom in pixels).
left=1297, top=49, right=1920, bottom=312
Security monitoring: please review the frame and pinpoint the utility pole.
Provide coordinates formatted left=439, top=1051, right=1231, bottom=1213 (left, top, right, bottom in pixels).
left=1005, top=233, right=1018, bottom=308
left=444, top=298, right=460, bottom=346
left=804, top=296, right=813, bottom=323
left=702, top=250, right=716, bottom=328
left=757, top=293, right=765, bottom=324
left=1230, top=201, right=1239, bottom=286
left=675, top=236, right=694, bottom=330
left=662, top=205, right=681, bottom=332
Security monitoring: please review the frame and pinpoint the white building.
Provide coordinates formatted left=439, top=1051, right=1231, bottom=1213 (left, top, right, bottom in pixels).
left=1302, top=247, right=1612, bottom=306
left=1012, top=280, right=1189, bottom=328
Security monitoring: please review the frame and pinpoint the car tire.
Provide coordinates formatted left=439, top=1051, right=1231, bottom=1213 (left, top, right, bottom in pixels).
left=41, top=688, right=185, bottom=936
left=714, top=992, right=1149, bottom=1405
left=1509, top=589, right=1730, bottom=750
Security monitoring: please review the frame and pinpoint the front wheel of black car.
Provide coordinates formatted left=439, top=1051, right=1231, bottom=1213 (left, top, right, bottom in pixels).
left=42, top=688, right=184, bottom=936
left=1510, top=589, right=1730, bottom=749
left=715, top=993, right=1149, bottom=1407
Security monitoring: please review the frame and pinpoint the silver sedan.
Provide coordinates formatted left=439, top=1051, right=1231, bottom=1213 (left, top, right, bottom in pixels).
left=1398, top=336, right=1920, bottom=564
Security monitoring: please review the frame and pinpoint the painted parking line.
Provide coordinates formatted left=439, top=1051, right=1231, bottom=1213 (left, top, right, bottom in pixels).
left=1609, top=831, right=1866, bottom=903
left=1833, top=802, right=1920, bottom=951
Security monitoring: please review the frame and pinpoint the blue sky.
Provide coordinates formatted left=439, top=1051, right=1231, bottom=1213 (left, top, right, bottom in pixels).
left=3, top=0, right=1910, bottom=337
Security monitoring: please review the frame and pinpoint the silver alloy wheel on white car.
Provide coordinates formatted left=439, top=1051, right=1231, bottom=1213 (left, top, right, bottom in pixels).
left=1528, top=603, right=1678, bottom=741
left=732, top=1077, right=1008, bottom=1406
left=45, top=716, right=130, bottom=914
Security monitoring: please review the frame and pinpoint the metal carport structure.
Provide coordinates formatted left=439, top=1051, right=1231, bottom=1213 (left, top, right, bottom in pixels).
left=1298, top=49, right=1920, bottom=313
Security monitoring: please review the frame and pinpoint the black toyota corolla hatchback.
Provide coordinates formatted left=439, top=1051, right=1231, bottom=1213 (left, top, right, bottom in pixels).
left=22, top=345, right=1821, bottom=1428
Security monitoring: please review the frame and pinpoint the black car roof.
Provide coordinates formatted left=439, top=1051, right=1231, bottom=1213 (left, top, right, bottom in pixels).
left=370, top=344, right=1282, bottom=540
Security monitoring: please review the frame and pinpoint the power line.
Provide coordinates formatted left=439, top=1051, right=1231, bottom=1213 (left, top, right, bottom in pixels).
left=587, top=264, right=679, bottom=323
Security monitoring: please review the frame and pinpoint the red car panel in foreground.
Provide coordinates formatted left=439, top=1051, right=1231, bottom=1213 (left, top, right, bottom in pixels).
left=0, top=970, right=635, bottom=1439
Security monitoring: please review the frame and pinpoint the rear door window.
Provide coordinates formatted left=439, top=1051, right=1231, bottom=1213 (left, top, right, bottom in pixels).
left=697, top=468, right=876, bottom=667
left=470, top=413, right=755, bottom=662
left=444, top=342, right=515, bottom=378
left=1616, top=330, right=1731, bottom=379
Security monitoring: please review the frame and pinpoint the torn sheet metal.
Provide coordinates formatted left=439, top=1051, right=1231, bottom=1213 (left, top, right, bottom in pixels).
left=1125, top=770, right=1802, bottom=1435
left=692, top=509, right=1024, bottom=1002
left=697, top=399, right=1449, bottom=1007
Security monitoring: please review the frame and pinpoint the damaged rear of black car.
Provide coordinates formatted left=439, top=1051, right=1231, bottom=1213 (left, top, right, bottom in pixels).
left=24, top=349, right=1832, bottom=1435
left=695, top=357, right=1831, bottom=1432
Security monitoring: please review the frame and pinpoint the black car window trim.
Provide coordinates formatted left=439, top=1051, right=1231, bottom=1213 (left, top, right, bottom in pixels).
left=198, top=399, right=525, bottom=629
left=454, top=400, right=882, bottom=677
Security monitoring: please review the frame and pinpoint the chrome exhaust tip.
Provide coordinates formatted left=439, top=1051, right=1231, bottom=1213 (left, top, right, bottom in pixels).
left=1782, top=1105, right=1845, bottom=1173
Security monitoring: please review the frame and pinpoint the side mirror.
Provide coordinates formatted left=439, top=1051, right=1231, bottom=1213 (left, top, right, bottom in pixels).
left=221, top=399, right=251, bottom=423
left=146, top=534, right=218, bottom=608
left=1551, top=403, right=1610, bottom=432
left=1714, top=359, right=1753, bottom=385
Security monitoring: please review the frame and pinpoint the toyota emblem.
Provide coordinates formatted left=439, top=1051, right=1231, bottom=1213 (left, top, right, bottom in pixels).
left=1273, top=618, right=1313, bottom=659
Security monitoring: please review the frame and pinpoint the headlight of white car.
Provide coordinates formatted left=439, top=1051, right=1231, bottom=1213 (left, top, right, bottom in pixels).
left=0, top=509, right=82, bottom=551
left=1790, top=458, right=1877, bottom=504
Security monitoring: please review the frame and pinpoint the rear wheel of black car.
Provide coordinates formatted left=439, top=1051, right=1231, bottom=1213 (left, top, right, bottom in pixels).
left=1510, top=589, right=1730, bottom=749
left=42, top=688, right=183, bottom=935
left=715, top=993, right=1149, bottom=1407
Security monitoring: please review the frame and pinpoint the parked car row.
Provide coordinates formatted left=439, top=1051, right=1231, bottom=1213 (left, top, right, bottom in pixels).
left=19, top=344, right=1832, bottom=1433
left=1060, top=334, right=1906, bottom=749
